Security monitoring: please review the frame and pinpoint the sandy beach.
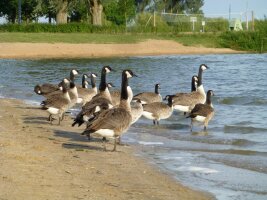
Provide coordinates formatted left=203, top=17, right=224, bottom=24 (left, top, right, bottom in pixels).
left=0, top=39, right=240, bottom=59
left=0, top=98, right=214, bottom=199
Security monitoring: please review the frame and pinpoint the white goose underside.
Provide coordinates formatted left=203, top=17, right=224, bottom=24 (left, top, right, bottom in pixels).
left=173, top=105, right=190, bottom=112
left=94, top=129, right=115, bottom=138
left=47, top=107, right=59, bottom=115
left=142, top=111, right=155, bottom=120
left=193, top=115, right=206, bottom=122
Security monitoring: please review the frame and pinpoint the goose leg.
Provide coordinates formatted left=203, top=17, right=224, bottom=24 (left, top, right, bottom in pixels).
left=103, top=139, right=107, bottom=151
left=48, top=114, right=52, bottom=121
left=112, top=137, right=117, bottom=152
left=157, top=120, right=159, bottom=125
left=204, top=126, right=207, bottom=131
left=153, top=120, right=156, bottom=125
left=190, top=120, right=193, bottom=132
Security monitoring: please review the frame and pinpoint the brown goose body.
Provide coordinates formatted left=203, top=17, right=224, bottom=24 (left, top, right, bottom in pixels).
left=142, top=95, right=173, bottom=125
left=172, top=64, right=208, bottom=113
left=187, top=90, right=215, bottom=131
left=130, top=100, right=143, bottom=124
left=34, top=69, right=79, bottom=96
left=72, top=66, right=113, bottom=127
left=41, top=81, right=71, bottom=125
left=83, top=69, right=136, bottom=151
left=133, top=83, right=162, bottom=104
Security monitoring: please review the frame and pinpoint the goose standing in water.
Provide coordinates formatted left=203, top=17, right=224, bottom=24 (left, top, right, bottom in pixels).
left=142, top=95, right=174, bottom=125
left=133, top=83, right=162, bottom=104
left=187, top=90, right=215, bottom=131
left=172, top=64, right=208, bottom=113
left=82, top=69, right=136, bottom=151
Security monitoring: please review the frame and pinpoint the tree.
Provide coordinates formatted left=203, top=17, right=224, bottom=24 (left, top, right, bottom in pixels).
left=0, top=0, right=39, bottom=23
left=22, top=0, right=39, bottom=23
left=118, top=0, right=136, bottom=26
left=87, top=0, right=103, bottom=25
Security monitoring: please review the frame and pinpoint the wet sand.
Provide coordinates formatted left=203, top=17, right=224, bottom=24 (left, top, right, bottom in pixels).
left=0, top=98, right=214, bottom=200
left=0, top=39, right=240, bottom=59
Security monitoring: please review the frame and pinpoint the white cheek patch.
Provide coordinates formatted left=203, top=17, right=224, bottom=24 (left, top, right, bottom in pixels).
left=73, top=70, right=78, bottom=75
left=126, top=71, right=132, bottom=78
left=63, top=78, right=69, bottom=83
left=59, top=86, right=63, bottom=90
left=92, top=74, right=97, bottom=78
left=105, top=68, right=111, bottom=73
left=201, top=65, right=207, bottom=71
left=37, top=90, right=41, bottom=94
left=94, top=106, right=101, bottom=113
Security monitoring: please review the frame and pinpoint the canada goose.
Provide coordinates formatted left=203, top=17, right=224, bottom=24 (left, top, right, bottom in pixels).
left=187, top=90, right=215, bottom=131
left=133, top=83, right=162, bottom=104
left=172, top=64, right=208, bottom=113
left=130, top=99, right=143, bottom=124
left=34, top=69, right=79, bottom=95
left=77, top=73, right=98, bottom=105
left=41, top=79, right=71, bottom=125
left=72, top=66, right=113, bottom=127
left=82, top=69, right=136, bottom=151
left=142, top=95, right=173, bottom=125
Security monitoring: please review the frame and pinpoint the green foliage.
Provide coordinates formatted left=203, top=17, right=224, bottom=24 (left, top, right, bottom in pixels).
left=0, top=23, right=126, bottom=33
left=219, top=31, right=262, bottom=52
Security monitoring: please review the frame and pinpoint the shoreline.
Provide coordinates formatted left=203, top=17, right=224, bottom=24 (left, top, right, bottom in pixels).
left=0, top=39, right=242, bottom=59
left=0, top=98, right=214, bottom=200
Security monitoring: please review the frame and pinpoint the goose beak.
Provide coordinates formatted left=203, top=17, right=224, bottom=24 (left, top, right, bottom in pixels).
left=132, top=73, right=138, bottom=77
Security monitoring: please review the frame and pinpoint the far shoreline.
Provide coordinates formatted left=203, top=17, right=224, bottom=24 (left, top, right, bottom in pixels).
left=0, top=39, right=243, bottom=59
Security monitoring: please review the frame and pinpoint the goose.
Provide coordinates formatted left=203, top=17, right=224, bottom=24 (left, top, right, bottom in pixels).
left=172, top=64, right=208, bottom=113
left=41, top=79, right=71, bottom=125
left=187, top=90, right=215, bottom=131
left=130, top=99, right=143, bottom=124
left=34, top=69, right=79, bottom=96
left=72, top=66, right=113, bottom=127
left=142, top=95, right=173, bottom=125
left=77, top=73, right=98, bottom=105
left=133, top=83, right=162, bottom=104
left=82, top=69, right=136, bottom=151
left=174, top=75, right=198, bottom=96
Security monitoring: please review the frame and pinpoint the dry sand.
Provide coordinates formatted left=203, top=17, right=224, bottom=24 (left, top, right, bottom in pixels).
left=0, top=98, right=214, bottom=200
left=0, top=39, right=240, bottom=59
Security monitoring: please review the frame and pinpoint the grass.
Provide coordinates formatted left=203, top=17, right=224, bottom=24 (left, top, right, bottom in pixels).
left=0, top=32, right=223, bottom=49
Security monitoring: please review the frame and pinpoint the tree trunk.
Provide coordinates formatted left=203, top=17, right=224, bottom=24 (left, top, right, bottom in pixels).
left=56, top=0, right=68, bottom=24
left=89, top=0, right=103, bottom=26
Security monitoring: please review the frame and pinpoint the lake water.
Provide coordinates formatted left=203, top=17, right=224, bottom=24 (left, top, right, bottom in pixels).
left=0, top=54, right=267, bottom=200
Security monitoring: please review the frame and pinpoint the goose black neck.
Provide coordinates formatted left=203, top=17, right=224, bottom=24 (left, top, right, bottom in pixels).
left=197, top=67, right=203, bottom=87
left=70, top=81, right=75, bottom=89
left=91, top=75, right=96, bottom=88
left=82, top=79, right=86, bottom=88
left=82, top=75, right=87, bottom=83
left=191, top=78, right=197, bottom=92
left=99, top=70, right=107, bottom=91
left=120, top=72, right=129, bottom=100
left=155, top=85, right=159, bottom=94
left=70, top=73, right=75, bottom=82
left=167, top=97, right=173, bottom=107
left=206, top=92, right=212, bottom=105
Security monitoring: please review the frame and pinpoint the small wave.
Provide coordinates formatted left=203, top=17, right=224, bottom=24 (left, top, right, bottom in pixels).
left=176, top=166, right=219, bottom=174
left=138, top=141, right=164, bottom=146
left=224, top=125, right=267, bottom=134
left=218, top=96, right=267, bottom=106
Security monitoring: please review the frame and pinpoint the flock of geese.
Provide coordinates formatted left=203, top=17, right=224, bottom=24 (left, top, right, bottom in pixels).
left=34, top=64, right=215, bottom=151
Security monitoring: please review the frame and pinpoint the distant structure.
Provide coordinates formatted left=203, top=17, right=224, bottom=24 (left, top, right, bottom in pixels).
left=229, top=18, right=243, bottom=31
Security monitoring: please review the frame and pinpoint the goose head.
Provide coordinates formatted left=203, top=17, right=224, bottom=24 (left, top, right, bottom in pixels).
left=200, top=64, right=209, bottom=71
